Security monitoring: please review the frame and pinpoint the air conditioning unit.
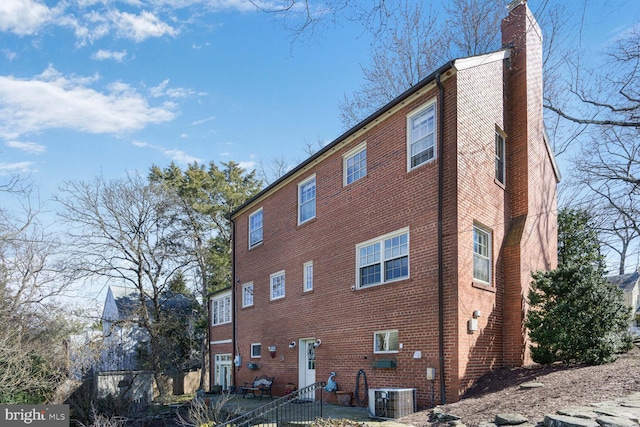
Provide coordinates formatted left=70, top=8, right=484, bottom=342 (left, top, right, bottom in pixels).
left=368, top=388, right=416, bottom=419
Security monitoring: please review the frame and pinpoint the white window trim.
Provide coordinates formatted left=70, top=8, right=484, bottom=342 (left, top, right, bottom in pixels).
left=356, top=227, right=410, bottom=289
left=242, top=282, right=254, bottom=308
left=303, top=261, right=313, bottom=292
left=298, top=175, right=316, bottom=225
left=270, top=270, right=286, bottom=301
left=248, top=208, right=263, bottom=248
left=407, top=100, right=437, bottom=171
left=251, top=343, right=261, bottom=358
left=373, top=330, right=399, bottom=354
left=211, top=292, right=231, bottom=326
left=343, top=142, right=367, bottom=186
left=473, top=225, right=492, bottom=285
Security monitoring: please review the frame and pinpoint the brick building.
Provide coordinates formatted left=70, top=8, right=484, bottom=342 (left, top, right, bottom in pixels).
left=210, top=0, right=559, bottom=407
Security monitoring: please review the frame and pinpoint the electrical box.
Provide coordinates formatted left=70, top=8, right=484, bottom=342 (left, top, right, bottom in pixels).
left=234, top=355, right=241, bottom=367
left=426, top=367, right=436, bottom=380
left=468, top=318, right=478, bottom=332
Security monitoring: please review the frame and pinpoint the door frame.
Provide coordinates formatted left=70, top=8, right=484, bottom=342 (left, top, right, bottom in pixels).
left=297, top=338, right=316, bottom=393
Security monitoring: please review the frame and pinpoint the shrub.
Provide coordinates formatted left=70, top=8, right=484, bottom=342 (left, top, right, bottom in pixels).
left=526, top=264, right=632, bottom=365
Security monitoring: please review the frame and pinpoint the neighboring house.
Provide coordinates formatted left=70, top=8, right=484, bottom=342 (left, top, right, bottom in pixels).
left=215, top=0, right=559, bottom=406
left=608, top=270, right=640, bottom=334
left=67, top=328, right=103, bottom=380
left=100, top=285, right=194, bottom=372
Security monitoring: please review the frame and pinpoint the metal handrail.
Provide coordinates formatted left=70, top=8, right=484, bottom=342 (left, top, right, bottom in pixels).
left=218, top=381, right=326, bottom=427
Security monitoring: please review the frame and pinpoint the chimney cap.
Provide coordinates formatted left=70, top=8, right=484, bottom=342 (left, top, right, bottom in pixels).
left=507, top=0, right=526, bottom=12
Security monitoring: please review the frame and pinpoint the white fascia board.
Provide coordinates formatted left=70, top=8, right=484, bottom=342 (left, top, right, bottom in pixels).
left=454, top=49, right=511, bottom=71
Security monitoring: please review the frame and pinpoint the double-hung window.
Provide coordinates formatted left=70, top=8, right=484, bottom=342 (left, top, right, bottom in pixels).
left=270, top=271, right=285, bottom=300
left=473, top=225, right=491, bottom=284
left=495, top=131, right=505, bottom=184
left=211, top=293, right=231, bottom=325
left=344, top=143, right=367, bottom=185
left=303, top=261, right=313, bottom=292
left=298, top=176, right=316, bottom=224
left=249, top=209, right=263, bottom=248
left=242, top=282, right=254, bottom=307
left=357, top=229, right=409, bottom=288
left=407, top=102, right=436, bottom=170
left=374, top=330, right=399, bottom=354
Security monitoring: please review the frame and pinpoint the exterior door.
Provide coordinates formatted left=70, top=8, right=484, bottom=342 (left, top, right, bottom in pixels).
left=298, top=338, right=316, bottom=399
left=214, top=354, right=232, bottom=391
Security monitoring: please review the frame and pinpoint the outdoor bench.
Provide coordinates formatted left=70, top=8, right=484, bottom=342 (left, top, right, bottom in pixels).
left=241, top=375, right=275, bottom=400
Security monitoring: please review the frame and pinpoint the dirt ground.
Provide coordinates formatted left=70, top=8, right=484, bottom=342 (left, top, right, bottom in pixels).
left=398, top=346, right=640, bottom=427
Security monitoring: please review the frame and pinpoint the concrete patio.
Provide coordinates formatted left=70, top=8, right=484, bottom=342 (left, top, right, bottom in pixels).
left=210, top=393, right=413, bottom=427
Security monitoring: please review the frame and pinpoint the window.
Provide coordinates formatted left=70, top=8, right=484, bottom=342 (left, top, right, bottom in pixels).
left=211, top=294, right=231, bottom=325
left=473, top=226, right=491, bottom=284
left=249, top=209, right=263, bottom=248
left=374, top=330, right=399, bottom=354
left=270, top=271, right=285, bottom=300
left=344, top=143, right=367, bottom=185
left=298, top=176, right=316, bottom=224
left=251, top=343, right=261, bottom=358
left=357, top=229, right=409, bottom=288
left=303, top=261, right=313, bottom=292
left=242, top=282, right=254, bottom=307
left=495, top=131, right=505, bottom=184
left=407, top=102, right=436, bottom=170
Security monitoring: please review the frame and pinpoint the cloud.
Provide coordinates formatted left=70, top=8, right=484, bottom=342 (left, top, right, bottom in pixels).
left=0, top=66, right=175, bottom=139
left=132, top=140, right=202, bottom=164
left=238, top=160, right=256, bottom=171
left=192, top=116, right=215, bottom=125
left=110, top=9, right=178, bottom=42
left=0, top=0, right=54, bottom=35
left=92, top=49, right=127, bottom=62
left=3, top=49, right=17, bottom=60
left=0, top=161, right=36, bottom=175
left=5, top=140, right=46, bottom=154
left=149, top=79, right=194, bottom=99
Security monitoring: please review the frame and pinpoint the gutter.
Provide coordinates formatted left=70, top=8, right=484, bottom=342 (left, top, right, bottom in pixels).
left=435, top=73, right=446, bottom=405
left=231, top=217, right=238, bottom=388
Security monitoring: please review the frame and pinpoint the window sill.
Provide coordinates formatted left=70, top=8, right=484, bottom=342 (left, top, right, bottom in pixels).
left=356, top=277, right=411, bottom=291
left=249, top=242, right=263, bottom=250
left=494, top=178, right=505, bottom=189
left=241, top=305, right=254, bottom=310
left=297, top=217, right=317, bottom=228
left=472, top=281, right=495, bottom=293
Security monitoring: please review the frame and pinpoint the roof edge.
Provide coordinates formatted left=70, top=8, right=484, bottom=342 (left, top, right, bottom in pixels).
left=230, top=60, right=456, bottom=219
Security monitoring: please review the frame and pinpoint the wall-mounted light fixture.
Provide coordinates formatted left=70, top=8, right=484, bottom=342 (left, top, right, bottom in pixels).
left=268, top=346, right=277, bottom=358
left=313, top=339, right=322, bottom=348
left=289, top=341, right=296, bottom=349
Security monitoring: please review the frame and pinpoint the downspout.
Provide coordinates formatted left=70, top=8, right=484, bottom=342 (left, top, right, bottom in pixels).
left=230, top=218, right=238, bottom=389
left=436, top=73, right=446, bottom=405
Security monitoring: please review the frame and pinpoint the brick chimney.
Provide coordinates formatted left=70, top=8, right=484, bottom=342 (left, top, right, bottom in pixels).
left=500, top=0, right=550, bottom=366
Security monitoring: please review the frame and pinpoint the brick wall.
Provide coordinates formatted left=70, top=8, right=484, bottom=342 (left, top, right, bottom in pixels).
left=229, top=1, right=557, bottom=407
left=233, top=78, right=455, bottom=406
left=454, top=58, right=508, bottom=398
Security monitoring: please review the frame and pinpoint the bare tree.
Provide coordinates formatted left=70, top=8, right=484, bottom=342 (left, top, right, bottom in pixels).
left=0, top=179, right=75, bottom=403
left=544, top=19, right=640, bottom=128
left=339, top=2, right=447, bottom=128
left=570, top=125, right=640, bottom=273
left=56, top=172, right=190, bottom=397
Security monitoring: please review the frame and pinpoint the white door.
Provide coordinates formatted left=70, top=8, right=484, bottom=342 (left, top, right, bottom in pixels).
left=214, top=354, right=232, bottom=391
left=298, top=338, right=316, bottom=399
